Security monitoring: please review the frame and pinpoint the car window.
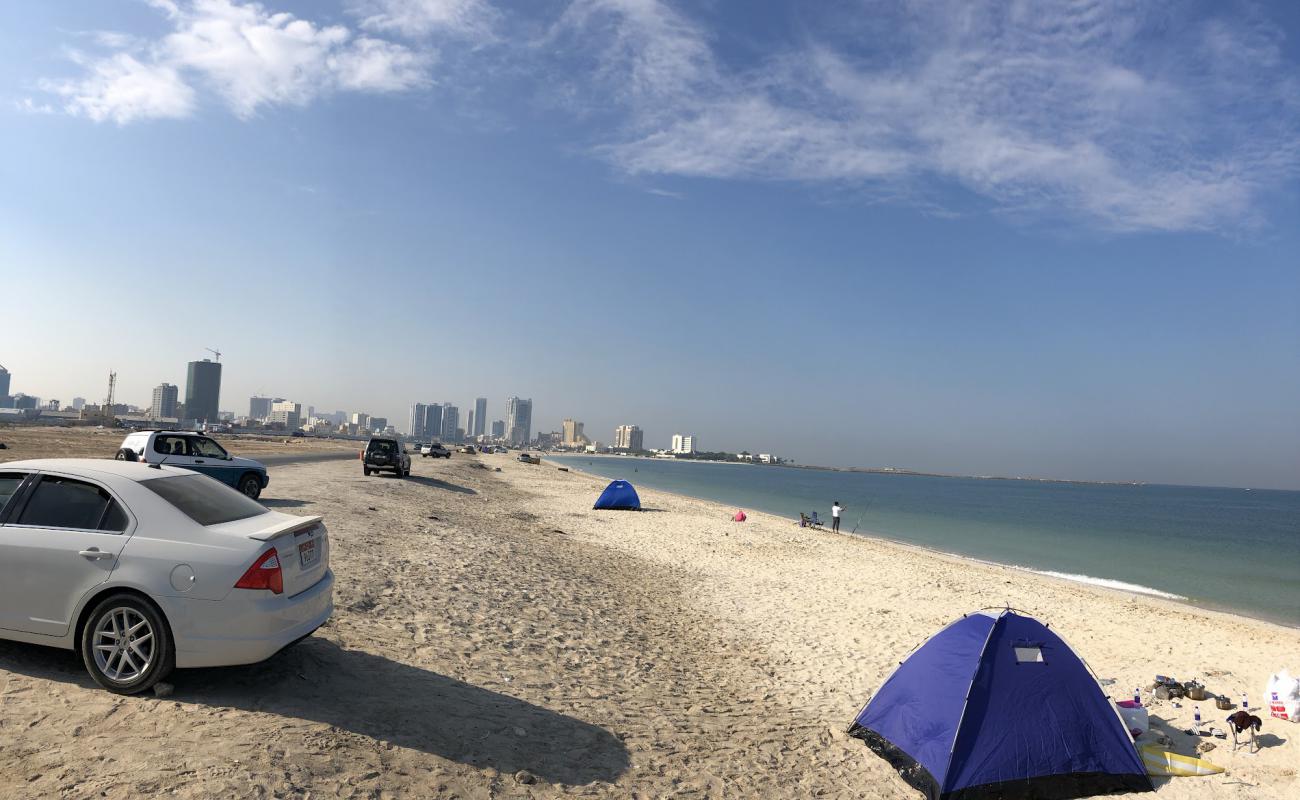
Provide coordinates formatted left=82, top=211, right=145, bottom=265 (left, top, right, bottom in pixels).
left=368, top=440, right=395, bottom=453
left=17, top=476, right=124, bottom=531
left=191, top=437, right=227, bottom=458
left=153, top=435, right=190, bottom=456
left=142, top=474, right=268, bottom=526
left=0, top=472, right=28, bottom=516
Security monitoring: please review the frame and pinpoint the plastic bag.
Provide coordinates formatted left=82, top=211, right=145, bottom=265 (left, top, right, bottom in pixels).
left=1264, top=669, right=1300, bottom=722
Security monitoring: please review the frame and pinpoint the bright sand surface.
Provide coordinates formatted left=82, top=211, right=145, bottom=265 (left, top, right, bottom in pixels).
left=0, top=451, right=1296, bottom=798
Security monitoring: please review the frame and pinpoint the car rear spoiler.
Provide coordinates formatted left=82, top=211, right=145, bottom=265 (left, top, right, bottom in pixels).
left=248, top=514, right=323, bottom=542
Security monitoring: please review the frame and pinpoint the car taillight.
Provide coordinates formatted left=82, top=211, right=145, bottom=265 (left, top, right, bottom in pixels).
left=234, top=547, right=283, bottom=595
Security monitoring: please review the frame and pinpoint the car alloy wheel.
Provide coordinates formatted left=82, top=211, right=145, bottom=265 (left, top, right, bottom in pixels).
left=92, top=607, right=155, bottom=684
left=238, top=474, right=262, bottom=499
left=81, top=594, right=174, bottom=694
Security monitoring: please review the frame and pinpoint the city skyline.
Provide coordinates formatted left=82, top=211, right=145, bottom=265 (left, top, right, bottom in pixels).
left=2, top=2, right=1298, bottom=490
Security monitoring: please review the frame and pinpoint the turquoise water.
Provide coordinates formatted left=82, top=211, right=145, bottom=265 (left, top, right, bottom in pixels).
left=552, top=456, right=1300, bottom=626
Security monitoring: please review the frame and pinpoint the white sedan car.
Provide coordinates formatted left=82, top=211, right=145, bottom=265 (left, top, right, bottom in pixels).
left=0, top=459, right=333, bottom=694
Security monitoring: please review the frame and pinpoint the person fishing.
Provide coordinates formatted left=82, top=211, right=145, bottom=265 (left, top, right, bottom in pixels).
left=831, top=500, right=843, bottom=532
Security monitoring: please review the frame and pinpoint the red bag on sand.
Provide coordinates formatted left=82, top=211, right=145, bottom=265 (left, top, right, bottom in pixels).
left=734, top=510, right=747, bottom=522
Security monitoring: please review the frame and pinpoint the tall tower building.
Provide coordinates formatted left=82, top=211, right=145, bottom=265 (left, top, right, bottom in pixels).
left=466, top=409, right=476, bottom=440
left=249, top=396, right=273, bottom=420
left=473, top=397, right=487, bottom=437
left=505, top=397, right=532, bottom=446
left=424, top=404, right=443, bottom=440
left=184, top=359, right=222, bottom=423
left=491, top=420, right=505, bottom=438
left=615, top=425, right=643, bottom=451
left=410, top=403, right=428, bottom=439
left=440, top=403, right=460, bottom=443
left=0, top=364, right=10, bottom=399
left=671, top=433, right=696, bottom=454
left=150, top=383, right=179, bottom=419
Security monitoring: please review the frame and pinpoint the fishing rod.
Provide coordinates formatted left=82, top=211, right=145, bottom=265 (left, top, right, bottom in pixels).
left=850, top=497, right=875, bottom=534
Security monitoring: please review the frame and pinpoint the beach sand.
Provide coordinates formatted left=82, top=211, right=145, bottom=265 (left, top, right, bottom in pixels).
left=0, top=451, right=1296, bottom=798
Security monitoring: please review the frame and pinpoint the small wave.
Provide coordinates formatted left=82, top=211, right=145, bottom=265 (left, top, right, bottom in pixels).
left=1028, top=570, right=1187, bottom=600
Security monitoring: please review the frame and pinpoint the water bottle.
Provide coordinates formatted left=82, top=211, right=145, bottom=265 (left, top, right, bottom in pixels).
left=1193, top=706, right=1202, bottom=730
left=1134, top=687, right=1141, bottom=706
left=1241, top=692, right=1248, bottom=710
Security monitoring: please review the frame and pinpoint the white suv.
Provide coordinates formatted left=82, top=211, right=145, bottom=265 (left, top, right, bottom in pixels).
left=420, top=443, right=451, bottom=458
left=116, top=431, right=269, bottom=499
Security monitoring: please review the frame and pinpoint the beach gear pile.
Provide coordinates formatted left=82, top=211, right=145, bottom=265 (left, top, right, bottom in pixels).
left=848, top=609, right=1152, bottom=799
left=592, top=480, right=641, bottom=511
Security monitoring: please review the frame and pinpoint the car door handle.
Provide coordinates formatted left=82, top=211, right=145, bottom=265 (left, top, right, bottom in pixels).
left=79, top=549, right=115, bottom=561
left=194, top=459, right=205, bottom=463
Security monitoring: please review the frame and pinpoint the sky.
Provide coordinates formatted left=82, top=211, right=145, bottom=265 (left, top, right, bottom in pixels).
left=1, top=0, right=1298, bottom=489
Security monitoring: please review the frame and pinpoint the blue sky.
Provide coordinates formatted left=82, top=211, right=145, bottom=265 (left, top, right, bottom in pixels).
left=1, top=0, right=1298, bottom=489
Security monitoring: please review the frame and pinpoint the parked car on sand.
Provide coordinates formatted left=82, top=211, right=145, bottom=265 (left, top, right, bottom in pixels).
left=363, top=437, right=410, bottom=477
left=0, top=459, right=332, bottom=694
left=516, top=452, right=540, bottom=464
left=420, top=443, right=451, bottom=459
left=116, top=430, right=269, bottom=499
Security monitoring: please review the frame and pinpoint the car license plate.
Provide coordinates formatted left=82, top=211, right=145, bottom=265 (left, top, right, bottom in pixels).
left=298, top=538, right=318, bottom=568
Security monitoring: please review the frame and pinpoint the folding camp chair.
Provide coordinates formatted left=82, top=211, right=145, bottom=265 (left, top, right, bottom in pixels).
left=1228, top=711, right=1261, bottom=753
left=809, top=512, right=824, bottom=528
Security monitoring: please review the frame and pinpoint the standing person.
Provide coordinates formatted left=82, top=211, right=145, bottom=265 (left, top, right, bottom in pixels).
left=831, top=500, right=843, bottom=532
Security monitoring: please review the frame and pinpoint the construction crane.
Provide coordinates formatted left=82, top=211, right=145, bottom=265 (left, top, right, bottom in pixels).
left=101, top=371, right=117, bottom=422
left=206, top=348, right=222, bottom=362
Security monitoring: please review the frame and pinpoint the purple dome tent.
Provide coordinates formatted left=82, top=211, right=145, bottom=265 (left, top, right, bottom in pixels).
left=848, top=609, right=1151, bottom=800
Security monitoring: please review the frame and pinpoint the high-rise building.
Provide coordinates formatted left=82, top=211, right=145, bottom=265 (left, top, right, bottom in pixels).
left=72, top=397, right=86, bottom=411
left=474, top=397, right=487, bottom=437
left=440, top=403, right=460, bottom=443
left=562, top=418, right=586, bottom=446
left=351, top=412, right=370, bottom=429
left=491, top=420, right=505, bottom=438
left=424, top=404, right=443, bottom=440
left=370, top=417, right=388, bottom=432
left=671, top=433, right=696, bottom=454
left=615, top=424, right=643, bottom=451
left=505, top=397, right=532, bottom=446
left=409, top=403, right=428, bottom=439
left=0, top=365, right=10, bottom=399
left=249, top=396, right=273, bottom=420
left=184, top=359, right=222, bottom=423
left=270, top=400, right=302, bottom=430
left=465, top=409, right=475, bottom=440
left=150, top=383, right=179, bottom=419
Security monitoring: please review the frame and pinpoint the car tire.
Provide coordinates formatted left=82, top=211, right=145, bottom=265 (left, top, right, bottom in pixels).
left=80, top=594, right=174, bottom=695
left=237, top=473, right=262, bottom=500
left=363, top=467, right=372, bottom=476
left=116, top=449, right=137, bottom=462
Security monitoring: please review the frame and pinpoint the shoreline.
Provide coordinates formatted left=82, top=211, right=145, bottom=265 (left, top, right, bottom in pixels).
left=553, top=451, right=1297, bottom=492
left=547, top=457, right=1300, bottom=633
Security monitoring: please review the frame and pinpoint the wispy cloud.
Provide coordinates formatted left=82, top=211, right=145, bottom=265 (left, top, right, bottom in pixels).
left=42, top=0, right=432, bottom=123
left=349, top=0, right=500, bottom=42
left=564, top=0, right=1300, bottom=232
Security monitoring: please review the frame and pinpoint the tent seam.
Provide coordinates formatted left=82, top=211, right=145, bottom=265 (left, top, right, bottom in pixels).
left=942, top=610, right=1004, bottom=795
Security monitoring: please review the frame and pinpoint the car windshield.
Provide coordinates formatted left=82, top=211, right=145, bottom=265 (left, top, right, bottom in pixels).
left=143, top=474, right=268, bottom=526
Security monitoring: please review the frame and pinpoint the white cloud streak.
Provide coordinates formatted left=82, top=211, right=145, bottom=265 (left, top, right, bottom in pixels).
left=564, top=0, right=1300, bottom=232
left=350, top=0, right=499, bottom=42
left=44, top=0, right=431, bottom=123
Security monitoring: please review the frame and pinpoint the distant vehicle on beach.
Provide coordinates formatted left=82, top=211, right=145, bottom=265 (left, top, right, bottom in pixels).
left=459, top=445, right=477, bottom=454
left=421, top=443, right=451, bottom=459
left=363, top=436, right=410, bottom=477
left=0, top=459, right=333, bottom=694
left=517, top=453, right=540, bottom=464
left=115, top=430, right=269, bottom=499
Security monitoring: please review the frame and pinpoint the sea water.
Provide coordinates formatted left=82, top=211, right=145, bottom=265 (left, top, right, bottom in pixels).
left=550, top=455, right=1300, bottom=626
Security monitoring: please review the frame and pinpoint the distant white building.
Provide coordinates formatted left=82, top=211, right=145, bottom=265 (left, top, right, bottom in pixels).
left=269, top=400, right=302, bottom=430
left=150, top=383, right=178, bottom=419
left=671, top=433, right=696, bottom=454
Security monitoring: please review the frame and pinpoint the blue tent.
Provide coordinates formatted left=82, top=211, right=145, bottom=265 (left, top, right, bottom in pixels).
left=849, top=609, right=1151, bottom=800
left=593, top=479, right=641, bottom=511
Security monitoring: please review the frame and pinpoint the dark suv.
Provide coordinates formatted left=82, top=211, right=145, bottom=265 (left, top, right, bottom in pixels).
left=363, top=437, right=411, bottom=477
